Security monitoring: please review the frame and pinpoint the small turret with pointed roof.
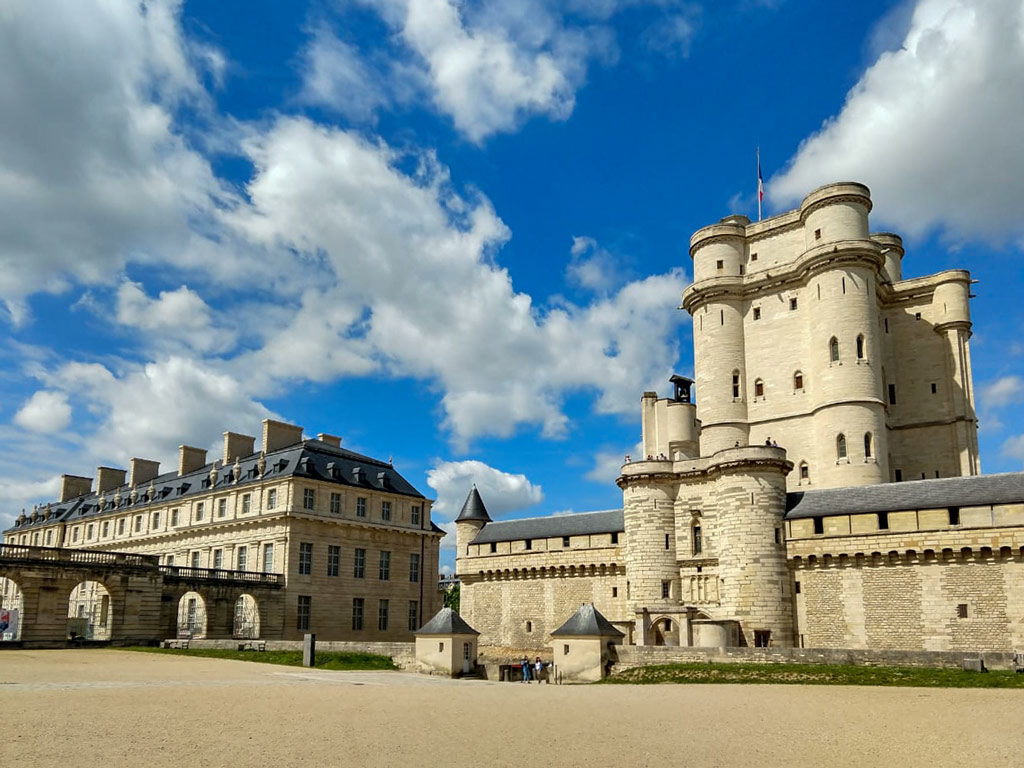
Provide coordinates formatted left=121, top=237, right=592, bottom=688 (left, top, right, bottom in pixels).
left=455, top=486, right=491, bottom=577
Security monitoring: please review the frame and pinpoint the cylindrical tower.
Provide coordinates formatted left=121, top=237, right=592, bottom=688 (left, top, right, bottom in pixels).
left=454, top=487, right=491, bottom=576
left=871, top=232, right=904, bottom=283
left=621, top=478, right=678, bottom=610
left=710, top=449, right=794, bottom=646
left=800, top=182, right=872, bottom=249
left=933, top=274, right=980, bottom=475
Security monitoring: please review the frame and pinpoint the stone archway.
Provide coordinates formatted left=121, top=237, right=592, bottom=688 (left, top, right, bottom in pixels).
left=177, top=591, right=208, bottom=638
left=0, top=576, right=23, bottom=641
left=233, top=593, right=260, bottom=639
left=67, top=580, right=112, bottom=640
left=650, top=616, right=679, bottom=647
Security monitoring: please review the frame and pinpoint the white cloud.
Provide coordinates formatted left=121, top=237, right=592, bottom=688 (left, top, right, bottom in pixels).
left=567, top=236, right=625, bottom=294
left=641, top=9, right=700, bottom=58
left=13, top=390, right=72, bottom=433
left=0, top=0, right=231, bottom=321
left=980, top=376, right=1023, bottom=410
left=770, top=0, right=1024, bottom=245
left=114, top=280, right=235, bottom=354
left=586, top=440, right=643, bottom=483
left=299, top=27, right=392, bottom=122
left=1001, top=434, right=1024, bottom=465
left=427, top=458, right=544, bottom=521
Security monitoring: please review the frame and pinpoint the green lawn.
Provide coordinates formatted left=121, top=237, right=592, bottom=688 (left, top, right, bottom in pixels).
left=603, top=661, right=1024, bottom=688
left=123, top=646, right=398, bottom=671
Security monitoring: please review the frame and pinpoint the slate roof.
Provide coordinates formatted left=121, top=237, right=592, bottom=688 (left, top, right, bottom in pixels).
left=7, top=438, right=428, bottom=533
left=470, top=509, right=623, bottom=545
left=415, top=607, right=480, bottom=636
left=455, top=487, right=492, bottom=523
left=785, top=471, right=1024, bottom=519
left=551, top=603, right=624, bottom=637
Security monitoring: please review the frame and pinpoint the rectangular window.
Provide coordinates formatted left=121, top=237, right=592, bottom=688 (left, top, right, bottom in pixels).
left=408, top=600, right=419, bottom=631
left=409, top=553, right=420, bottom=583
left=612, top=587, right=618, bottom=598
left=661, top=581, right=670, bottom=599
left=562, top=536, right=570, bottom=548
left=716, top=259, right=724, bottom=270
left=118, top=518, right=125, bottom=535
left=665, top=533, right=670, bottom=550
left=732, top=373, right=740, bottom=399
left=298, top=542, right=313, bottom=575
left=411, top=505, right=421, bottom=525
left=191, top=551, right=200, bottom=568
left=166, top=555, right=174, bottom=567
left=356, top=497, right=366, bottom=517
left=930, top=382, right=937, bottom=394
left=790, top=297, right=798, bottom=310
left=262, top=543, right=274, bottom=572
left=87, top=523, right=94, bottom=539
left=379, top=551, right=391, bottom=581
left=354, top=548, right=366, bottom=578
left=352, top=598, right=364, bottom=631
left=152, top=512, right=160, bottom=529
left=213, top=549, right=223, bottom=569
left=303, top=488, right=315, bottom=510
left=267, top=489, right=277, bottom=510
left=753, top=307, right=761, bottom=320
left=888, top=384, right=897, bottom=404
left=327, top=545, right=340, bottom=577
left=196, top=501, right=204, bottom=521
left=490, top=542, right=497, bottom=553
left=957, top=603, right=968, bottom=619
left=378, top=599, right=389, bottom=631
left=242, top=494, right=251, bottom=514
left=813, top=517, right=824, bottom=535
left=330, top=492, right=341, bottom=514
left=171, top=509, right=179, bottom=526
left=948, top=506, right=960, bottom=526
left=217, top=498, right=227, bottom=518
left=134, top=515, right=142, bottom=532
left=795, top=581, right=801, bottom=594
left=381, top=500, right=391, bottom=521
left=524, top=539, right=532, bottom=551
left=237, top=546, right=248, bottom=571
left=693, top=525, right=702, bottom=555
left=101, top=521, right=109, bottom=537
left=611, top=532, right=619, bottom=544
left=877, top=512, right=889, bottom=530
left=297, top=595, right=311, bottom=631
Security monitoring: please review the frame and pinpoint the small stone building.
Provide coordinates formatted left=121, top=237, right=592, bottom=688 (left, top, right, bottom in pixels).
left=550, top=603, right=624, bottom=683
left=415, top=607, right=480, bottom=677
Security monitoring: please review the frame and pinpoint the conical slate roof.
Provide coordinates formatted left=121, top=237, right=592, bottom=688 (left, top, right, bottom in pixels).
left=551, top=603, right=624, bottom=638
left=416, top=607, right=480, bottom=636
left=455, top=486, right=492, bottom=523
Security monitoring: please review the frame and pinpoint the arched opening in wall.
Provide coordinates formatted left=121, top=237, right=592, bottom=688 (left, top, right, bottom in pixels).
left=837, top=434, right=847, bottom=460
left=67, top=580, right=112, bottom=641
left=856, top=334, right=865, bottom=359
left=793, top=371, right=804, bottom=391
left=0, top=577, right=24, bottom=641
left=864, top=432, right=873, bottom=458
left=799, top=462, right=809, bottom=483
left=829, top=337, right=839, bottom=362
left=651, top=617, right=678, bottom=647
left=233, top=594, right=260, bottom=639
left=754, top=378, right=764, bottom=398
left=177, top=591, right=207, bottom=639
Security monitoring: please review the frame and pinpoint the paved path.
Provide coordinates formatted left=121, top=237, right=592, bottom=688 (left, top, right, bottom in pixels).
left=2, top=650, right=1023, bottom=767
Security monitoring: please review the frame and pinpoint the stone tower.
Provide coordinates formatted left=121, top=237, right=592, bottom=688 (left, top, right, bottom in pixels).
left=454, top=486, right=491, bottom=568
left=682, top=181, right=978, bottom=490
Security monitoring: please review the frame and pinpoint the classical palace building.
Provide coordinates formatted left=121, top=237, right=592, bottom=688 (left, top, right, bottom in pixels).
left=4, top=419, right=443, bottom=641
left=457, top=181, right=1024, bottom=652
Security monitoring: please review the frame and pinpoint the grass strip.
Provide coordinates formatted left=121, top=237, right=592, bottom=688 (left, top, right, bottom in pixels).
left=121, top=646, right=398, bottom=671
left=602, top=661, right=1024, bottom=688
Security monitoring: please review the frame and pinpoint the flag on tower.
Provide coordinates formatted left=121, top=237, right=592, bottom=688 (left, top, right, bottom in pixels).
left=757, top=148, right=764, bottom=221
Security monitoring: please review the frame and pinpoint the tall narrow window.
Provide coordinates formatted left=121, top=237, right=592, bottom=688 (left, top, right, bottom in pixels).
left=829, top=337, right=839, bottom=362
left=888, top=384, right=897, bottom=404
left=409, top=553, right=421, bottom=582
left=877, top=512, right=889, bottom=530
left=352, top=598, right=364, bottom=630
left=813, top=517, right=824, bottom=535
left=327, top=545, right=340, bottom=577
left=237, top=546, right=248, bottom=571
left=692, top=524, right=702, bottom=555
left=378, top=599, right=389, bottom=631
left=381, top=500, right=391, bottom=521
left=353, top=548, right=366, bottom=578
left=262, top=543, right=274, bottom=572
left=864, top=432, right=873, bottom=458
left=753, top=307, right=761, bottom=320
left=297, top=596, right=311, bottom=631
left=356, top=497, right=367, bottom=517
left=378, top=551, right=390, bottom=581
left=837, top=434, right=847, bottom=460
left=754, top=379, right=764, bottom=398
left=793, top=371, right=804, bottom=391
left=330, top=493, right=341, bottom=514
left=298, top=542, right=313, bottom=575
left=799, top=462, right=809, bottom=481
left=732, top=371, right=740, bottom=399
left=856, top=334, right=865, bottom=359
left=411, top=505, right=421, bottom=525
left=303, top=488, right=315, bottom=510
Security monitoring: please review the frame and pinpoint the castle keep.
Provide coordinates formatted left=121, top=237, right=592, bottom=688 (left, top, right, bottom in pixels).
left=457, top=181, right=1024, bottom=652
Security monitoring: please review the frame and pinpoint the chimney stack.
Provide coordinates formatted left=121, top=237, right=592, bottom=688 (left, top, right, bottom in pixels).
left=223, top=431, right=256, bottom=464
left=60, top=474, right=93, bottom=503
left=129, top=458, right=160, bottom=487
left=96, top=466, right=127, bottom=494
left=317, top=433, right=342, bottom=447
left=262, top=419, right=304, bottom=453
left=178, top=445, right=208, bottom=476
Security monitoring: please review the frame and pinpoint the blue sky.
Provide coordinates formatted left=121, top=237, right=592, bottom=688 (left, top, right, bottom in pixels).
left=2, top=0, right=1023, bottom=572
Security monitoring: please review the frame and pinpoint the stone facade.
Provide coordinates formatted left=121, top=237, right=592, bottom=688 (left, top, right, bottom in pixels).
left=4, top=419, right=443, bottom=642
left=457, top=181, right=1024, bottom=655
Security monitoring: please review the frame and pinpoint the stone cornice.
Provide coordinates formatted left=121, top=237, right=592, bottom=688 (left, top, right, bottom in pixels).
left=617, top=446, right=792, bottom=489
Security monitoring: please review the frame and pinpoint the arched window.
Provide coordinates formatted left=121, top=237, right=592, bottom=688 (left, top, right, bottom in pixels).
left=754, top=378, right=764, bottom=398
left=692, top=523, right=703, bottom=555
left=864, top=432, right=873, bottom=458
left=799, top=462, right=809, bottom=481
left=731, top=370, right=740, bottom=399
left=837, top=434, right=847, bottom=460
left=856, top=334, right=865, bottom=359
left=793, top=371, right=804, bottom=391
left=829, top=337, right=839, bottom=362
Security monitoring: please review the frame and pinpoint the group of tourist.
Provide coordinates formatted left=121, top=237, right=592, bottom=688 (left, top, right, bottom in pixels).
left=520, top=656, right=547, bottom=683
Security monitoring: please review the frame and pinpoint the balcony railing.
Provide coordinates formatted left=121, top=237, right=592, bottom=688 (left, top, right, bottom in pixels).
left=0, top=543, right=158, bottom=568
left=158, top=565, right=284, bottom=586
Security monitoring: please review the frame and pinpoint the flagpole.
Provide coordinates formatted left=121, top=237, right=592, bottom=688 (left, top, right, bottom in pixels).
left=757, top=146, right=762, bottom=222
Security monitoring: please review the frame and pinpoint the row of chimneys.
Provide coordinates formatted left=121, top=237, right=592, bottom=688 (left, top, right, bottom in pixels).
left=58, top=419, right=343, bottom=503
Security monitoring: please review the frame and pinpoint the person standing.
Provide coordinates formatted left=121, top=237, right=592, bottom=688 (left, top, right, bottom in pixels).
left=534, top=657, right=544, bottom=684
left=520, top=656, right=530, bottom=683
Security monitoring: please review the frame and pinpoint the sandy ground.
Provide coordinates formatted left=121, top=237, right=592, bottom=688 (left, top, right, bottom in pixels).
left=2, top=650, right=1024, bottom=767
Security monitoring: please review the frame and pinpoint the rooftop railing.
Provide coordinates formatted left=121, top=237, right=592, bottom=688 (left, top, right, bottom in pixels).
left=158, top=565, right=284, bottom=586
left=0, top=543, right=158, bottom=568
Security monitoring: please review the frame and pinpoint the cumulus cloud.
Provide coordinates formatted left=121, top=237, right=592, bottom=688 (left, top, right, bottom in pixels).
left=114, top=280, right=235, bottom=353
left=299, top=27, right=393, bottom=122
left=1001, top=434, right=1024, bottom=465
left=567, top=236, right=626, bottom=294
left=13, top=390, right=72, bottom=433
left=770, top=0, right=1024, bottom=245
left=980, top=375, right=1023, bottom=410
left=0, top=0, right=231, bottom=322
left=586, top=440, right=643, bottom=483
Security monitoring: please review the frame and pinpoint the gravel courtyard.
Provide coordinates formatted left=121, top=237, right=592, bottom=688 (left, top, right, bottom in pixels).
left=2, top=650, right=1023, bottom=767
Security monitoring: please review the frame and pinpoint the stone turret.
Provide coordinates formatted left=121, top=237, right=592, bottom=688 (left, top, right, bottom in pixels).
left=454, top=487, right=491, bottom=569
